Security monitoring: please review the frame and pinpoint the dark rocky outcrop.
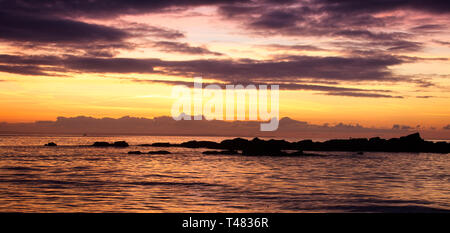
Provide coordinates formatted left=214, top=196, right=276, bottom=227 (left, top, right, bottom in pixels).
left=128, top=151, right=142, bottom=154
left=180, top=140, right=221, bottom=149
left=113, top=141, right=129, bottom=147
left=241, top=138, right=294, bottom=156
left=44, top=142, right=57, bottom=146
left=294, top=132, right=449, bottom=153
left=147, top=150, right=171, bottom=155
left=146, top=142, right=174, bottom=147
left=219, top=138, right=250, bottom=150
left=92, top=141, right=129, bottom=147
left=92, top=141, right=111, bottom=147
left=143, top=132, right=449, bottom=154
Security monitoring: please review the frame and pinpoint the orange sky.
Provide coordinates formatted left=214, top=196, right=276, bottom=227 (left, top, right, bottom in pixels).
left=0, top=2, right=449, bottom=131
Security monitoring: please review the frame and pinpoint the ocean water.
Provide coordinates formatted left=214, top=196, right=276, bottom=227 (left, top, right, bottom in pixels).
left=0, top=135, right=448, bottom=212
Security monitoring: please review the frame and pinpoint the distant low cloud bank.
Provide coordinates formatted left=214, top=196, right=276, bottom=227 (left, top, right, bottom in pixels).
left=0, top=116, right=448, bottom=140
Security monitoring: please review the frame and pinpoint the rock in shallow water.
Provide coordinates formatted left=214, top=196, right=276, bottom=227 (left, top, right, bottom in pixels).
left=113, top=141, right=129, bottom=147
left=92, top=141, right=129, bottom=147
left=128, top=151, right=142, bottom=154
left=92, top=141, right=111, bottom=147
left=147, top=150, right=171, bottom=155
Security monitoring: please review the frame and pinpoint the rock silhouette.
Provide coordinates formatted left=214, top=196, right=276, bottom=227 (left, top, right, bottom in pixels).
left=44, top=142, right=57, bottom=146
left=295, top=132, right=449, bottom=153
left=128, top=151, right=142, bottom=154
left=113, top=141, right=129, bottom=147
left=241, top=138, right=295, bottom=156
left=147, top=150, right=171, bottom=155
left=92, top=141, right=129, bottom=147
left=180, top=140, right=222, bottom=149
left=144, top=132, right=449, bottom=155
left=92, top=142, right=110, bottom=147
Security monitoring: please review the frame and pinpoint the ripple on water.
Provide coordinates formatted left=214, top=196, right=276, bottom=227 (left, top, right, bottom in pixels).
left=0, top=136, right=448, bottom=212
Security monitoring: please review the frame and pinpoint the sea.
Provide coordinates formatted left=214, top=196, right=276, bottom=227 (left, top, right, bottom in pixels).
left=0, top=135, right=448, bottom=212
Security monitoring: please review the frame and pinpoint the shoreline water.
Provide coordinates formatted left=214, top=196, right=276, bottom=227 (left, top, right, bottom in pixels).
left=0, top=134, right=448, bottom=212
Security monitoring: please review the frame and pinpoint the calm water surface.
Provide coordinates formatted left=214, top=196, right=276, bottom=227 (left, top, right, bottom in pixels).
left=0, top=135, right=448, bottom=212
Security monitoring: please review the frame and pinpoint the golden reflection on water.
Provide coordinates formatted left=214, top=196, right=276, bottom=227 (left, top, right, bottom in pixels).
left=0, top=136, right=448, bottom=212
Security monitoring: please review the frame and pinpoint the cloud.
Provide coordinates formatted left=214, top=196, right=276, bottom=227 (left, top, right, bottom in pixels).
left=341, top=40, right=424, bottom=53
left=0, top=11, right=128, bottom=44
left=433, top=40, right=450, bottom=46
left=392, top=124, right=413, bottom=130
left=0, top=115, right=439, bottom=139
left=0, top=0, right=442, bottom=96
left=258, top=44, right=324, bottom=51
left=1, top=0, right=446, bottom=59
left=0, top=0, right=245, bottom=18
left=444, top=125, right=450, bottom=130
left=217, top=0, right=447, bottom=54
left=2, top=0, right=448, bottom=44
left=250, top=9, right=303, bottom=29
left=0, top=54, right=59, bottom=66
left=0, top=11, right=192, bottom=57
left=123, top=77, right=397, bottom=98
left=411, top=78, right=436, bottom=88
left=410, top=24, right=448, bottom=32
left=0, top=53, right=407, bottom=83
left=0, top=65, right=49, bottom=76
left=5, top=0, right=441, bottom=46
left=0, top=54, right=156, bottom=75
left=0, top=10, right=138, bottom=57
left=317, top=0, right=450, bottom=14
left=220, top=4, right=385, bottom=38
left=218, top=4, right=262, bottom=18
left=119, top=21, right=185, bottom=39
left=385, top=41, right=424, bottom=52
left=64, top=56, right=159, bottom=74
left=325, top=92, right=403, bottom=98
left=127, top=78, right=359, bottom=92
left=152, top=41, right=223, bottom=56
left=153, top=55, right=404, bottom=82
left=416, top=96, right=434, bottom=98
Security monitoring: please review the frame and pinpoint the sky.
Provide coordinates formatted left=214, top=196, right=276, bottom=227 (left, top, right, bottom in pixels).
left=0, top=0, right=449, bottom=134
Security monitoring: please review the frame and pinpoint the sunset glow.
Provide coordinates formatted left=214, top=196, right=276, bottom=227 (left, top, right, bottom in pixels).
left=0, top=1, right=449, bottom=135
